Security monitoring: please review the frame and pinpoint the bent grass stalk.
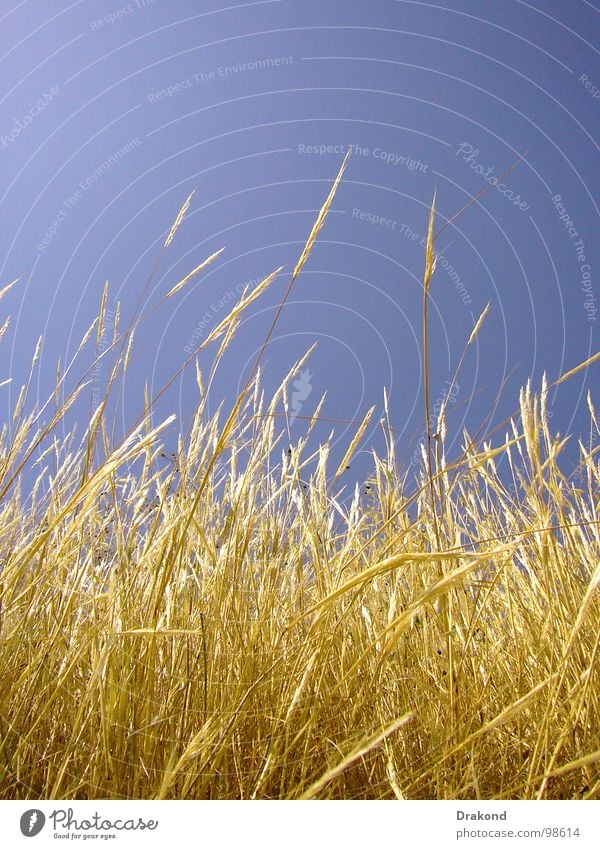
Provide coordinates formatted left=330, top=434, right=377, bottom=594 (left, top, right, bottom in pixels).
left=0, top=162, right=598, bottom=800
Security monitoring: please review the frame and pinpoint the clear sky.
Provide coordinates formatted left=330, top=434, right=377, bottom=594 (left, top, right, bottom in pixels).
left=1, top=0, right=598, bottom=491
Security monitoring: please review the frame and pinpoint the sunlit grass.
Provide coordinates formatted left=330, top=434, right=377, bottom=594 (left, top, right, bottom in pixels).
left=0, top=162, right=598, bottom=799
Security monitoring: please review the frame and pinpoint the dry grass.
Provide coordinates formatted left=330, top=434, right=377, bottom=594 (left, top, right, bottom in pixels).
left=0, top=163, right=598, bottom=799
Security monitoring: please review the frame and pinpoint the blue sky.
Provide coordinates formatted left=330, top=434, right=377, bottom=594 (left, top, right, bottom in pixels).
left=1, top=0, right=598, bottom=489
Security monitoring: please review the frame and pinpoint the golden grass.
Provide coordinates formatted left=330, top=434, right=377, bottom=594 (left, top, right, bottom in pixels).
left=0, top=162, right=598, bottom=800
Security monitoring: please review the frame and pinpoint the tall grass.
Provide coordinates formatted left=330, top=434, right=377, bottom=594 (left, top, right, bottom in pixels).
left=0, top=162, right=598, bottom=800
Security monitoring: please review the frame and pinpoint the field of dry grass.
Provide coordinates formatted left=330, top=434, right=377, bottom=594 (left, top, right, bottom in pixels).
left=0, top=160, right=598, bottom=799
